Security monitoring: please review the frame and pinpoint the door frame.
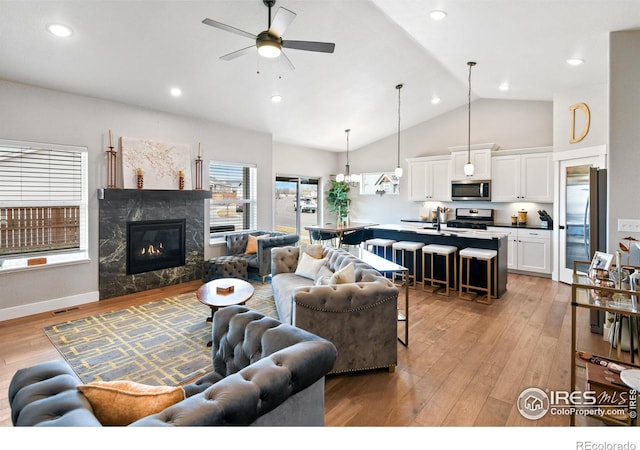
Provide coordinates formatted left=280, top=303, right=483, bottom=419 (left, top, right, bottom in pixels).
left=553, top=145, right=607, bottom=283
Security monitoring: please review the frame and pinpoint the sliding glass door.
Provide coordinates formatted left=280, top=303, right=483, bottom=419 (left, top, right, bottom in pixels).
left=275, top=176, right=319, bottom=244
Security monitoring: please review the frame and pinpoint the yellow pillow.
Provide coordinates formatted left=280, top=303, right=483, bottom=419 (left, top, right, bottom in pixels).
left=77, top=380, right=185, bottom=426
left=245, top=234, right=270, bottom=254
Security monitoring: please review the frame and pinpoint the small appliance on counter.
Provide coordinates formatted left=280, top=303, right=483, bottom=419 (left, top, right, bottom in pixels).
left=447, top=208, right=494, bottom=230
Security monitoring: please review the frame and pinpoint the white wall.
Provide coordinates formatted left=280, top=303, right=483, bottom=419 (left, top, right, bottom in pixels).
left=0, top=80, right=272, bottom=320
left=609, top=30, right=640, bottom=253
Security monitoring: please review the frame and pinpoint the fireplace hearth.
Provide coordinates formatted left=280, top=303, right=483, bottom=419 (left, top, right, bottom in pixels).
left=98, top=189, right=211, bottom=299
left=127, top=219, right=186, bottom=275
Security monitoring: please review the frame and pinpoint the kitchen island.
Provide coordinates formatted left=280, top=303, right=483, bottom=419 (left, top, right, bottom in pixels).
left=369, top=224, right=509, bottom=298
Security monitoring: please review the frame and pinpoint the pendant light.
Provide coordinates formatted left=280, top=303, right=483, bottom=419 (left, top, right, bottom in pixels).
left=336, top=129, right=360, bottom=184
left=395, top=83, right=404, bottom=178
left=464, top=62, right=477, bottom=177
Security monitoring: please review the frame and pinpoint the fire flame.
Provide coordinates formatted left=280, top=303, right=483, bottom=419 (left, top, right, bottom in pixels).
left=140, top=242, right=164, bottom=256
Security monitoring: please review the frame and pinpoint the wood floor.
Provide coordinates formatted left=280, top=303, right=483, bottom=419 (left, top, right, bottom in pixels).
left=0, top=273, right=625, bottom=428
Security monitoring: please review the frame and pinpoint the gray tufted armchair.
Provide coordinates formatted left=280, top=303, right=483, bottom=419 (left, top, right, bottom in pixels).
left=8, top=306, right=337, bottom=426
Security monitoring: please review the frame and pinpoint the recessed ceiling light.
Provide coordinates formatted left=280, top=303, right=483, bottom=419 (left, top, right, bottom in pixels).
left=170, top=87, right=182, bottom=97
left=498, top=82, right=509, bottom=91
left=47, top=23, right=73, bottom=38
left=431, top=96, right=441, bottom=105
left=429, top=10, right=447, bottom=21
left=566, top=58, right=584, bottom=66
left=271, top=95, right=282, bottom=103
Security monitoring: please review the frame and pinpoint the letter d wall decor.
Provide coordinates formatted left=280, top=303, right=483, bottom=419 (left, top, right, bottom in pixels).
left=569, top=102, right=591, bottom=143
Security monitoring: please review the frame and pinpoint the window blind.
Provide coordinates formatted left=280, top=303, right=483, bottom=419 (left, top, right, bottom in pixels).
left=209, top=162, right=257, bottom=233
left=0, top=143, right=87, bottom=256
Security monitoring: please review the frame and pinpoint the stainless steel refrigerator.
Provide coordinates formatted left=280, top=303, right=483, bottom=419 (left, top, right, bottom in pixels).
left=565, top=167, right=607, bottom=333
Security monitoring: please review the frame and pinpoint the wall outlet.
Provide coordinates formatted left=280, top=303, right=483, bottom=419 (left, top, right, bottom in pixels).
left=618, top=219, right=640, bottom=233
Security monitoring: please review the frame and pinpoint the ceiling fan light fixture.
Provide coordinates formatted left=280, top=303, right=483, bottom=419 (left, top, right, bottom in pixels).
left=257, top=40, right=282, bottom=58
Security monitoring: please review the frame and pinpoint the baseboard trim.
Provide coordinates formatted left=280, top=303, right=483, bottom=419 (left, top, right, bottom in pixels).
left=0, top=291, right=99, bottom=322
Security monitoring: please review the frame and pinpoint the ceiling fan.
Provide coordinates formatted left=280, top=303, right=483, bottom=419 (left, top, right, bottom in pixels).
left=202, top=0, right=335, bottom=70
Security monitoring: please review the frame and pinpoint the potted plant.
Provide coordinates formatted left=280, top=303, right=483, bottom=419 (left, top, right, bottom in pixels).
left=326, top=180, right=351, bottom=225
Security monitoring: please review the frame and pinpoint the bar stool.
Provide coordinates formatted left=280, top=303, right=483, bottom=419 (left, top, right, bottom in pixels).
left=392, top=241, right=424, bottom=288
left=422, top=244, right=458, bottom=296
left=365, top=238, right=396, bottom=260
left=459, top=248, right=498, bottom=305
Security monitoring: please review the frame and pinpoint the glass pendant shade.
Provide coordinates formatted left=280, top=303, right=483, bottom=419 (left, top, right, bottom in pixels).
left=464, top=162, right=474, bottom=176
left=395, top=167, right=403, bottom=177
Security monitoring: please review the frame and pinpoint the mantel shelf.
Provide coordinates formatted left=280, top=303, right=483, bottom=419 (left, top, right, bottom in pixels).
left=98, top=188, right=212, bottom=201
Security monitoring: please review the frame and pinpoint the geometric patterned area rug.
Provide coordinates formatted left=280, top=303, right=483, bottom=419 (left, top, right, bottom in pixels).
left=43, top=280, right=277, bottom=386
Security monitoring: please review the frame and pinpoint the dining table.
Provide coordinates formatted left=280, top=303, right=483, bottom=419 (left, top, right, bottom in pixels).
left=304, top=222, right=378, bottom=248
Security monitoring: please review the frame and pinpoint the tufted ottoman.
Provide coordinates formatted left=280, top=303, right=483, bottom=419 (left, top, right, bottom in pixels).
left=204, top=255, right=248, bottom=282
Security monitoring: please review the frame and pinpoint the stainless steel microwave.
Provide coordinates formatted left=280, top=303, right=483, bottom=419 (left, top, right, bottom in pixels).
left=451, top=180, right=491, bottom=201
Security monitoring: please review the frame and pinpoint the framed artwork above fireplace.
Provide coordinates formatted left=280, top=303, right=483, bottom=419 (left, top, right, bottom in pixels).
left=120, top=137, right=193, bottom=190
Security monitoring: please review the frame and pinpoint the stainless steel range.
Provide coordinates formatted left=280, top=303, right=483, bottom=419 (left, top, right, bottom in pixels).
left=446, top=208, right=494, bottom=230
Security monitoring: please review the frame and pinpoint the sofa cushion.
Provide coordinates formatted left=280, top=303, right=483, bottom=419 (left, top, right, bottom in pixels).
left=329, top=262, right=355, bottom=284
left=77, top=380, right=185, bottom=426
left=295, top=252, right=327, bottom=280
left=299, top=243, right=324, bottom=260
left=314, top=265, right=334, bottom=286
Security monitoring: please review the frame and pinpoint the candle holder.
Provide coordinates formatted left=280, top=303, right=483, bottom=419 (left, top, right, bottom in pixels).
left=195, top=156, right=203, bottom=190
left=179, top=172, right=185, bottom=190
left=106, top=146, right=117, bottom=188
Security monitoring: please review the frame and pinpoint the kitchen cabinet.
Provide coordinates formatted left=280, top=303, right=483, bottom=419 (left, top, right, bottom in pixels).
left=487, top=227, right=551, bottom=274
left=491, top=148, right=553, bottom=202
left=406, top=156, right=451, bottom=201
left=449, top=144, right=497, bottom=181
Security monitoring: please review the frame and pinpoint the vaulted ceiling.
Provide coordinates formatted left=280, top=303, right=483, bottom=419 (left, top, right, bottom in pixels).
left=1, top=1, right=639, bottom=151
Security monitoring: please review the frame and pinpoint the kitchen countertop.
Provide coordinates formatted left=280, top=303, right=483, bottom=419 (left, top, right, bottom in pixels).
left=401, top=218, right=552, bottom=231
left=373, top=223, right=508, bottom=240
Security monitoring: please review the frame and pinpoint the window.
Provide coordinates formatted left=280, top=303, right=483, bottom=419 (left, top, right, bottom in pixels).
left=0, top=139, right=88, bottom=268
left=209, top=162, right=257, bottom=236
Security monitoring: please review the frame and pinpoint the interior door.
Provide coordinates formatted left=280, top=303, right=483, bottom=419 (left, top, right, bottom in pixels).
left=559, top=155, right=606, bottom=283
left=275, top=176, right=319, bottom=244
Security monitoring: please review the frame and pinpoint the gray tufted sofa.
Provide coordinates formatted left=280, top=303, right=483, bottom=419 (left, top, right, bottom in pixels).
left=8, top=305, right=337, bottom=426
left=207, top=231, right=299, bottom=283
left=270, top=245, right=399, bottom=374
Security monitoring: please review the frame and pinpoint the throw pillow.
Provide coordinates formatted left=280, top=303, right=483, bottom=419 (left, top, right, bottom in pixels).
left=298, top=243, right=324, bottom=260
left=295, top=252, right=327, bottom=280
left=245, top=234, right=270, bottom=254
left=329, top=263, right=356, bottom=284
left=314, top=265, right=334, bottom=286
left=77, top=380, right=186, bottom=426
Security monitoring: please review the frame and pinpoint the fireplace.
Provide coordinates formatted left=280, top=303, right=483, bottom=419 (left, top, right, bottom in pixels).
left=126, top=219, right=186, bottom=275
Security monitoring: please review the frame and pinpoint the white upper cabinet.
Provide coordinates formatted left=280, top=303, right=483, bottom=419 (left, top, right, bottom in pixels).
left=449, top=143, right=497, bottom=181
left=407, top=156, right=451, bottom=201
left=491, top=147, right=553, bottom=202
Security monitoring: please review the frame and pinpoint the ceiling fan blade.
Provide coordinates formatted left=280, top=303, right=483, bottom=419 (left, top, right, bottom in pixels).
left=269, top=7, right=296, bottom=37
left=280, top=51, right=295, bottom=71
left=220, top=45, right=256, bottom=61
left=282, top=40, right=335, bottom=53
left=202, top=18, right=256, bottom=41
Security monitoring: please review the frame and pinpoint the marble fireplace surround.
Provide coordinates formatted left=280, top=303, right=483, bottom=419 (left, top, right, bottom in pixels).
left=98, top=189, right=210, bottom=299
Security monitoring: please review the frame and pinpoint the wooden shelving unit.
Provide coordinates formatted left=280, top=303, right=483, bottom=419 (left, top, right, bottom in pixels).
left=570, top=261, right=640, bottom=426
